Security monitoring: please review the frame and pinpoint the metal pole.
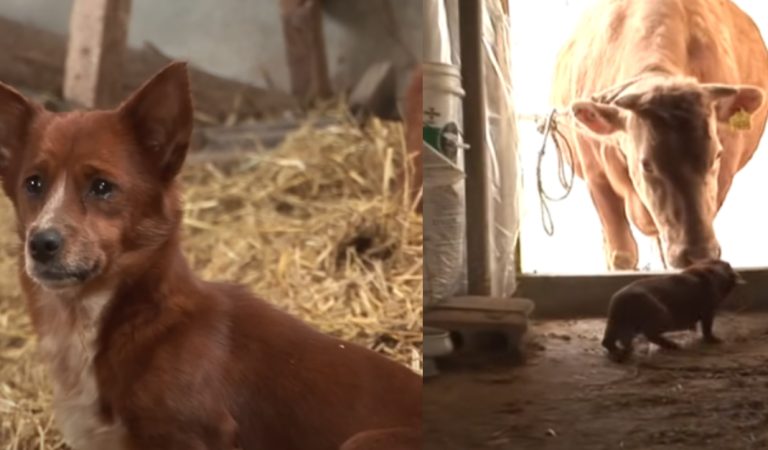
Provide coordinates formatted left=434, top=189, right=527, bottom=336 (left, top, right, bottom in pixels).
left=459, top=0, right=495, bottom=296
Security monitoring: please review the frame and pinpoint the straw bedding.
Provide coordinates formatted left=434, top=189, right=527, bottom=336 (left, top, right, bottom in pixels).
left=0, top=113, right=423, bottom=449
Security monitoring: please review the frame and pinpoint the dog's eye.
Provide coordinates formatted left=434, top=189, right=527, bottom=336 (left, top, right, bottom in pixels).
left=24, top=175, right=44, bottom=196
left=89, top=178, right=114, bottom=199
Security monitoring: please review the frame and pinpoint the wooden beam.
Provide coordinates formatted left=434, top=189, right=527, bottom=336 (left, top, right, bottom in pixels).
left=279, top=0, right=332, bottom=102
left=64, top=0, right=131, bottom=108
left=0, top=16, right=297, bottom=121
left=515, top=268, right=768, bottom=319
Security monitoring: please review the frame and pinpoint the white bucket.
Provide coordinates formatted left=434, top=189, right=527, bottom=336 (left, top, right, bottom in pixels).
left=423, top=61, right=467, bottom=306
left=423, top=62, right=466, bottom=166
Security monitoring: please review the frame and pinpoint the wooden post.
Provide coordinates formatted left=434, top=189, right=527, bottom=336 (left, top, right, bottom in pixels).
left=460, top=0, right=495, bottom=296
left=64, top=0, right=132, bottom=108
left=279, top=0, right=332, bottom=102
left=404, top=65, right=423, bottom=213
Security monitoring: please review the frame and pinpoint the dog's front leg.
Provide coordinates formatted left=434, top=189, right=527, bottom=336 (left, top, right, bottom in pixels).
left=128, top=436, right=209, bottom=450
left=127, top=431, right=238, bottom=450
left=700, top=312, right=722, bottom=344
left=125, top=413, right=239, bottom=450
left=340, top=427, right=421, bottom=450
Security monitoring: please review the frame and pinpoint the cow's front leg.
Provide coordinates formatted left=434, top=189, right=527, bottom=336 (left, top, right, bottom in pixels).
left=656, top=236, right=668, bottom=269
left=586, top=177, right=638, bottom=270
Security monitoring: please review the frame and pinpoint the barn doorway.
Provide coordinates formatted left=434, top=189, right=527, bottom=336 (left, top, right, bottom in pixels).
left=512, top=0, right=768, bottom=274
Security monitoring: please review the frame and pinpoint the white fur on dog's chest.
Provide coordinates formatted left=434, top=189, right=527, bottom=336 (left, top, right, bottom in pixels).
left=37, top=290, right=127, bottom=450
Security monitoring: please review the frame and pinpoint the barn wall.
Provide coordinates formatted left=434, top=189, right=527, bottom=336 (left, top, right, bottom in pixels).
left=0, top=0, right=421, bottom=95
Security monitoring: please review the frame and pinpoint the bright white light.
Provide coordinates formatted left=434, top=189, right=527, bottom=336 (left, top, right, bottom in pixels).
left=510, top=0, right=768, bottom=274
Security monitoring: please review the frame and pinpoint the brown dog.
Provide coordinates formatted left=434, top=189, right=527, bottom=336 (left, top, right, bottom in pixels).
left=0, top=62, right=420, bottom=450
left=602, top=259, right=745, bottom=361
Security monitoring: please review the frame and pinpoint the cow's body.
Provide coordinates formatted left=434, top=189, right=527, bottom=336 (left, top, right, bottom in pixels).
left=552, top=0, right=768, bottom=269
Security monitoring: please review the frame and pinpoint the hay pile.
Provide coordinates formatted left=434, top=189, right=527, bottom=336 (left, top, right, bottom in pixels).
left=0, top=113, right=423, bottom=449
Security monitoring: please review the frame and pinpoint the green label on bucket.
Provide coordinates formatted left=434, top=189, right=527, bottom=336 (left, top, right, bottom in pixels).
left=423, top=122, right=460, bottom=162
left=424, top=126, right=441, bottom=152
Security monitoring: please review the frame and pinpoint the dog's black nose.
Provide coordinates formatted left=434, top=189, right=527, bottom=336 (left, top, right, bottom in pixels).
left=29, top=229, right=63, bottom=263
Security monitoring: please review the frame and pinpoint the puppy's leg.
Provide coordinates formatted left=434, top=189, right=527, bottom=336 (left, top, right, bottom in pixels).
left=612, top=333, right=634, bottom=362
left=700, top=312, right=722, bottom=344
left=642, top=306, right=680, bottom=351
left=340, top=427, right=421, bottom=450
left=601, top=324, right=619, bottom=353
left=644, top=333, right=680, bottom=350
left=602, top=337, right=618, bottom=353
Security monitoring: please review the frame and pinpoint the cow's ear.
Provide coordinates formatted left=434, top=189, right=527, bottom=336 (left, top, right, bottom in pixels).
left=571, top=101, right=626, bottom=135
left=613, top=92, right=644, bottom=111
left=703, top=84, right=764, bottom=124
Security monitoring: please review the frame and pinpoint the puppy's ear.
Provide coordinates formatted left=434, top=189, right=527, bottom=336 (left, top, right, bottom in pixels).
left=0, top=83, right=41, bottom=195
left=118, top=61, right=193, bottom=182
left=713, top=260, right=746, bottom=286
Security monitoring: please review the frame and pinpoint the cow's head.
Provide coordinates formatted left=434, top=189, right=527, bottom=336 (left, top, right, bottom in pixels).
left=570, top=77, right=764, bottom=268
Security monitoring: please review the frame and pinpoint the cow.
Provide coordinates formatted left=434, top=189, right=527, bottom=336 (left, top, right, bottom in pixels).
left=551, top=0, right=768, bottom=270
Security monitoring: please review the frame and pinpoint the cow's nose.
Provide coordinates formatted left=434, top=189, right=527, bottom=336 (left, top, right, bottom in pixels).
left=673, top=244, right=721, bottom=267
left=29, top=228, right=63, bottom=264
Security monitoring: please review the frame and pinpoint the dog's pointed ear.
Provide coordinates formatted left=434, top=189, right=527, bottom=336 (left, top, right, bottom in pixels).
left=0, top=83, right=40, bottom=196
left=118, top=61, right=193, bottom=182
left=0, top=83, right=40, bottom=163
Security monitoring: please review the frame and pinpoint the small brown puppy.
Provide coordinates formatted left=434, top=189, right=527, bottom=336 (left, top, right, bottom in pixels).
left=602, top=259, right=745, bottom=361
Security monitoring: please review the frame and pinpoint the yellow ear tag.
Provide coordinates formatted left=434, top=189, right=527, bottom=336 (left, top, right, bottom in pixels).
left=729, top=109, right=752, bottom=131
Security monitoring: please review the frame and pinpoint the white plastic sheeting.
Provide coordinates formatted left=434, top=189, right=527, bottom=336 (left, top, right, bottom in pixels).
left=483, top=0, right=522, bottom=297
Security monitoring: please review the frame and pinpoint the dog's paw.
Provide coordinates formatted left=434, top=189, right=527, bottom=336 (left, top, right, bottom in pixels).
left=703, top=335, right=723, bottom=345
left=606, top=349, right=632, bottom=363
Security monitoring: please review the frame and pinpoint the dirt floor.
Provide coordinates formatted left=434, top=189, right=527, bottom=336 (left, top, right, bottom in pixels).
left=425, top=312, right=768, bottom=450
